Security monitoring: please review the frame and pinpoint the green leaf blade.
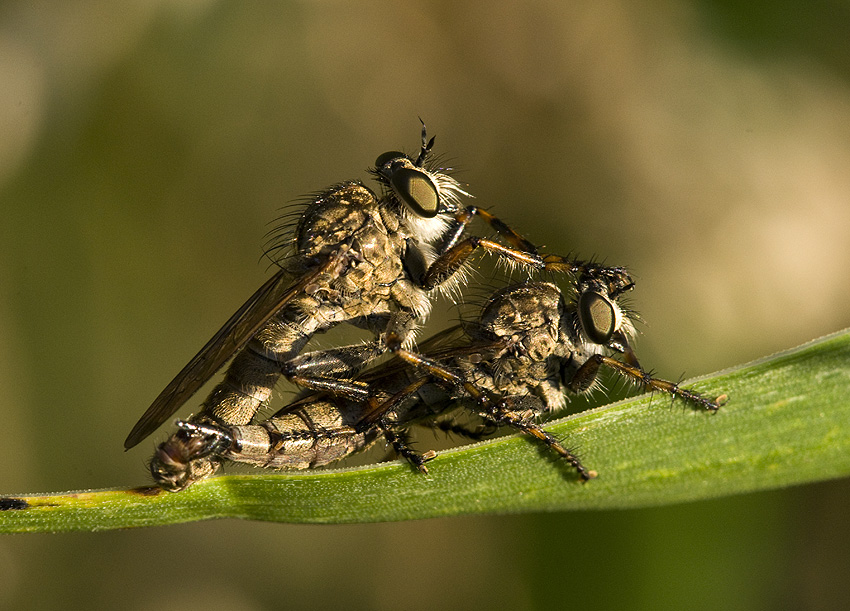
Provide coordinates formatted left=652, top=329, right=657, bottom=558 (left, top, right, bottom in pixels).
left=2, top=329, right=849, bottom=533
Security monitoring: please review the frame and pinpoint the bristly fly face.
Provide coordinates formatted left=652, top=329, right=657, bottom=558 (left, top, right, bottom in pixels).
left=148, top=268, right=724, bottom=490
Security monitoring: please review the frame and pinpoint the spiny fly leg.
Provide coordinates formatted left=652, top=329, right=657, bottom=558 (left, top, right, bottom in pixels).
left=385, top=331, right=595, bottom=482
left=280, top=343, right=384, bottom=402
left=539, top=254, right=635, bottom=297
left=567, top=354, right=724, bottom=412
left=424, top=224, right=637, bottom=294
left=440, top=206, right=540, bottom=255
left=352, top=373, right=437, bottom=472
left=378, top=419, right=435, bottom=474
left=422, top=234, right=544, bottom=290
left=480, top=399, right=597, bottom=482
left=384, top=331, right=483, bottom=399
left=419, top=201, right=556, bottom=290
left=278, top=311, right=417, bottom=402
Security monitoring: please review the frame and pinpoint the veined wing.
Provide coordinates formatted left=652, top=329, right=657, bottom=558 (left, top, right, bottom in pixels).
left=124, top=250, right=346, bottom=449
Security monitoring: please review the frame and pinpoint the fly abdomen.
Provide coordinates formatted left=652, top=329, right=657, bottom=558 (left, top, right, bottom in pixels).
left=202, top=349, right=282, bottom=425
left=200, top=297, right=346, bottom=427
left=227, top=404, right=376, bottom=470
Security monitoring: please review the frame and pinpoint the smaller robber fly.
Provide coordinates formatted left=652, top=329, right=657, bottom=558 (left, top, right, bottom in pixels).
left=150, top=265, right=724, bottom=490
left=125, top=123, right=585, bottom=479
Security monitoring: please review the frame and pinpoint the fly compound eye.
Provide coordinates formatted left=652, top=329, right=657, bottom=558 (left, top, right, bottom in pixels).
left=578, top=291, right=617, bottom=345
left=390, top=167, right=440, bottom=218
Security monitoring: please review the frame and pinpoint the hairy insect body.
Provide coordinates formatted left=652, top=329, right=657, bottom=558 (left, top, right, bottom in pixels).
left=201, top=181, right=430, bottom=426
left=152, top=273, right=723, bottom=490
left=131, top=125, right=725, bottom=492
left=126, top=123, right=566, bottom=457
left=150, top=181, right=452, bottom=487
left=150, top=280, right=613, bottom=489
left=126, top=127, right=488, bottom=448
left=227, top=401, right=377, bottom=471
left=136, top=125, right=612, bottom=492
left=462, top=283, right=574, bottom=414
left=292, top=181, right=432, bottom=318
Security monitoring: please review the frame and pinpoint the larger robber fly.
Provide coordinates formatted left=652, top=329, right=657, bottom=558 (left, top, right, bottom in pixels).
left=150, top=265, right=724, bottom=491
left=125, top=124, right=584, bottom=482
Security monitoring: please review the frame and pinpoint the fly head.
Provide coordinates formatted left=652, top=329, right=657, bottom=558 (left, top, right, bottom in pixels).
left=574, top=267, right=640, bottom=366
left=372, top=123, right=466, bottom=221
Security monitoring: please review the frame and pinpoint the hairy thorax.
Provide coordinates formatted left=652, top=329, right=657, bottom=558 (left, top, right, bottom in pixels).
left=288, top=181, right=430, bottom=323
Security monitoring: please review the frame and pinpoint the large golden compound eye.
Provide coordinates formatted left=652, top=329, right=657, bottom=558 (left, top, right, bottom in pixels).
left=390, top=167, right=440, bottom=218
left=374, top=151, right=441, bottom=218
left=578, top=291, right=616, bottom=345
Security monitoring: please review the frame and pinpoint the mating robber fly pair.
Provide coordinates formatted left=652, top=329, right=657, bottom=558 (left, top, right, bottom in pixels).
left=125, top=123, right=724, bottom=491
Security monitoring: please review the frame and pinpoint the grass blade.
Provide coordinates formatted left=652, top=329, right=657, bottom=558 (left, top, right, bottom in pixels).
left=2, top=328, right=848, bottom=533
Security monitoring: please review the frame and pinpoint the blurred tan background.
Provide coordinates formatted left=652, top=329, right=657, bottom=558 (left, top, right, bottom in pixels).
left=1, top=1, right=849, bottom=609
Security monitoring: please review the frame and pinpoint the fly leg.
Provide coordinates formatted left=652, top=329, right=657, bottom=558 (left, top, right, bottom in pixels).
left=421, top=233, right=542, bottom=290
left=384, top=333, right=595, bottom=481
left=280, top=344, right=382, bottom=402
left=438, top=205, right=634, bottom=296
left=377, top=419, right=436, bottom=474
left=566, top=354, right=726, bottom=411
left=277, top=310, right=418, bottom=402
left=420, top=209, right=636, bottom=293
left=438, top=206, right=541, bottom=258
left=355, top=376, right=437, bottom=473
left=484, top=400, right=597, bottom=481
left=263, top=348, right=441, bottom=474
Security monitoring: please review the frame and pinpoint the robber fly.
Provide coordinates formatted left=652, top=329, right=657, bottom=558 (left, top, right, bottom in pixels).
left=150, top=266, right=724, bottom=490
left=126, top=124, right=588, bottom=485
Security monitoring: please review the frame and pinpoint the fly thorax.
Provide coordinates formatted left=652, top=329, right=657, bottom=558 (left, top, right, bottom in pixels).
left=523, top=330, right=560, bottom=362
left=295, top=182, right=376, bottom=256
left=482, top=282, right=563, bottom=337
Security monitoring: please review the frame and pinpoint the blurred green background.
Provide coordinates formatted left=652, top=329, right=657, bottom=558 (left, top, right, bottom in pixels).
left=2, top=2, right=849, bottom=609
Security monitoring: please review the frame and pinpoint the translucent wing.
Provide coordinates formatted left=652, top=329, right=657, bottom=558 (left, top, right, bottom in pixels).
left=417, top=324, right=469, bottom=355
left=124, top=251, right=345, bottom=449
